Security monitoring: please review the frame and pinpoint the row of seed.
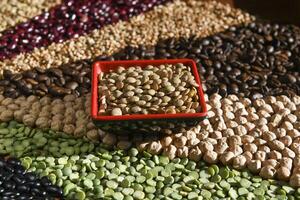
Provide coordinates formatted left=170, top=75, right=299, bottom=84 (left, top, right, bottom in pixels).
left=0, top=0, right=253, bottom=74
left=2, top=21, right=300, bottom=99
left=0, top=0, right=170, bottom=60
left=1, top=118, right=299, bottom=198
left=0, top=92, right=299, bottom=185
left=0, top=94, right=100, bottom=141
left=0, top=120, right=99, bottom=158
left=131, top=93, right=300, bottom=187
left=0, top=155, right=63, bottom=200
left=0, top=122, right=300, bottom=199
left=1, top=119, right=299, bottom=198
left=21, top=148, right=300, bottom=200
left=0, top=121, right=300, bottom=199
left=0, top=0, right=61, bottom=34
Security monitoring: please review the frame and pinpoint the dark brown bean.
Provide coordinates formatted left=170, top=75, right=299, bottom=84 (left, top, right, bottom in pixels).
left=1, top=22, right=300, bottom=99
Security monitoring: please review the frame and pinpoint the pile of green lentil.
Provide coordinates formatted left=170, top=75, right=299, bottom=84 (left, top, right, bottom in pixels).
left=22, top=146, right=300, bottom=200
left=1, top=0, right=300, bottom=199
left=0, top=120, right=299, bottom=199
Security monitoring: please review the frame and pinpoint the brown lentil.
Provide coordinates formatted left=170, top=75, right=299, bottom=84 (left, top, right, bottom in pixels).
left=99, top=64, right=201, bottom=115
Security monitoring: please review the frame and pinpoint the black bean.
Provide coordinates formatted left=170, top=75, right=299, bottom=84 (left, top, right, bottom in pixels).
left=12, top=175, right=25, bottom=184
left=3, top=181, right=16, bottom=190
left=40, top=177, right=52, bottom=187
left=16, top=185, right=30, bottom=192
left=6, top=158, right=21, bottom=166
left=0, top=156, right=62, bottom=200
left=24, top=173, right=37, bottom=182
left=46, top=185, right=63, bottom=197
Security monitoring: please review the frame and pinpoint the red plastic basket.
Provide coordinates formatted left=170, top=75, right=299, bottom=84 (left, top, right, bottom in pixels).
left=91, top=59, right=207, bottom=134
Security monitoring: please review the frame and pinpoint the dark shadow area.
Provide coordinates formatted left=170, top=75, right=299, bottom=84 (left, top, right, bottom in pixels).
left=234, top=0, right=300, bottom=26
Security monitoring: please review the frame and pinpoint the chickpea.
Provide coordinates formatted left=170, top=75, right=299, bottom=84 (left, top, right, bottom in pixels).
left=163, top=145, right=177, bottom=160
left=148, top=141, right=162, bottom=154
left=173, top=136, right=187, bottom=148
left=232, top=155, right=247, bottom=170
left=290, top=142, right=300, bottom=155
left=228, top=135, right=242, bottom=146
left=242, top=151, right=253, bottom=162
left=187, top=137, right=200, bottom=147
left=177, top=146, right=189, bottom=158
left=268, top=140, right=285, bottom=151
left=220, top=152, right=235, bottom=165
left=199, top=141, right=214, bottom=153
left=243, top=143, right=257, bottom=154
left=160, top=136, right=173, bottom=147
left=222, top=128, right=235, bottom=137
left=282, top=147, right=296, bottom=159
left=280, top=157, right=293, bottom=170
left=210, top=131, right=223, bottom=139
left=279, top=135, right=292, bottom=147
left=230, top=145, right=243, bottom=156
left=203, top=150, right=218, bottom=164
left=247, top=160, right=261, bottom=173
left=263, top=159, right=278, bottom=168
left=214, top=140, right=228, bottom=154
left=289, top=174, right=300, bottom=187
left=259, top=165, right=276, bottom=179
left=188, top=146, right=202, bottom=161
left=268, top=150, right=282, bottom=160
left=258, top=145, right=270, bottom=153
left=137, top=141, right=149, bottom=152
left=255, top=151, right=267, bottom=162
left=262, top=131, right=277, bottom=141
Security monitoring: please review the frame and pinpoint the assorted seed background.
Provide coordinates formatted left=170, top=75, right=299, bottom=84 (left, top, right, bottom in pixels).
left=0, top=0, right=299, bottom=200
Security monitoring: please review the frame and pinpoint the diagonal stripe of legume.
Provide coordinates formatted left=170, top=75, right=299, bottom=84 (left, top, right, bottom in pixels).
left=0, top=120, right=100, bottom=158
left=0, top=155, right=63, bottom=199
left=0, top=0, right=62, bottom=34
left=1, top=22, right=299, bottom=99
left=0, top=0, right=253, bottom=75
left=20, top=147, right=300, bottom=200
left=0, top=0, right=170, bottom=61
left=0, top=92, right=299, bottom=185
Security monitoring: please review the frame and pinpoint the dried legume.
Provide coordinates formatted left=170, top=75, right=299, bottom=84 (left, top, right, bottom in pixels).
left=22, top=148, right=300, bottom=199
left=0, top=0, right=169, bottom=60
left=0, top=0, right=253, bottom=74
left=0, top=94, right=100, bottom=141
left=0, top=121, right=99, bottom=158
left=0, top=156, right=63, bottom=199
left=0, top=0, right=61, bottom=34
left=99, top=63, right=201, bottom=115
left=2, top=22, right=300, bottom=99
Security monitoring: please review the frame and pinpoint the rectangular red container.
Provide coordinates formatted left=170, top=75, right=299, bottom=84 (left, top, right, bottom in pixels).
left=91, top=59, right=207, bottom=134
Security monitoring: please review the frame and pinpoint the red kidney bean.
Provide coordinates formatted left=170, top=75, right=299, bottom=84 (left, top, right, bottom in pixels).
left=0, top=0, right=170, bottom=60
